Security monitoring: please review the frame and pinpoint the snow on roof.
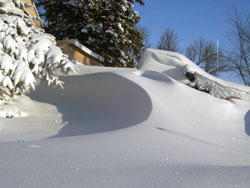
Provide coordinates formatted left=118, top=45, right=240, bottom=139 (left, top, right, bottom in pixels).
left=60, top=39, right=104, bottom=62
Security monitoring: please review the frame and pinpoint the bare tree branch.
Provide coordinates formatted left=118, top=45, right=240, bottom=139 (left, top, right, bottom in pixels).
left=157, top=28, right=179, bottom=52
left=225, top=8, right=250, bottom=85
left=137, top=25, right=151, bottom=50
left=185, top=37, right=229, bottom=76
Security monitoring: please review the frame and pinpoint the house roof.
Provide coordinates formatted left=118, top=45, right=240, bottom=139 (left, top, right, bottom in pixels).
left=58, top=39, right=104, bottom=62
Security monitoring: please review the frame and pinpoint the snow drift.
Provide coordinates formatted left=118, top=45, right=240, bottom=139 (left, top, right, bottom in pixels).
left=139, top=49, right=250, bottom=100
left=0, top=49, right=250, bottom=187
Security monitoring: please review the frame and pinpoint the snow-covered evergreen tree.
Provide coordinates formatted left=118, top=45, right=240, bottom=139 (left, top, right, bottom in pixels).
left=36, top=0, right=144, bottom=67
left=0, top=0, right=76, bottom=104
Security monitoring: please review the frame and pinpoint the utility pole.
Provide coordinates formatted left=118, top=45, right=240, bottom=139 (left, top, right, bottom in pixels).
left=217, top=40, right=219, bottom=76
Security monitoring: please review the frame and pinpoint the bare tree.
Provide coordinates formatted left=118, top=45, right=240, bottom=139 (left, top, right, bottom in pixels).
left=225, top=8, right=250, bottom=86
left=137, top=25, right=151, bottom=51
left=157, top=28, right=179, bottom=52
left=185, top=37, right=229, bottom=76
left=134, top=25, right=151, bottom=62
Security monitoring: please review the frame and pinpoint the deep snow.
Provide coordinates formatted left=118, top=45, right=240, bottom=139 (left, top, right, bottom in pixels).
left=0, top=49, right=250, bottom=188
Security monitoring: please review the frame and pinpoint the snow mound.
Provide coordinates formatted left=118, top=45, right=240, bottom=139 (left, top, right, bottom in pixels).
left=0, top=51, right=250, bottom=187
left=29, top=72, right=152, bottom=138
left=139, top=49, right=250, bottom=100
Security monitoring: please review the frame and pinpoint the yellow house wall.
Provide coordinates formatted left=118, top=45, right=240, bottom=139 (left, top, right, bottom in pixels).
left=21, top=0, right=43, bottom=28
left=19, top=1, right=102, bottom=65
left=57, top=42, right=101, bottom=66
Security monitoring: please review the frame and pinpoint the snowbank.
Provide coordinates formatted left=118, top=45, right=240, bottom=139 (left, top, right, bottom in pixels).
left=139, top=49, right=250, bottom=100
left=0, top=49, right=250, bottom=187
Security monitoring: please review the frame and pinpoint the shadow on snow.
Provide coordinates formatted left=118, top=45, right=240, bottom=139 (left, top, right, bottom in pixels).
left=29, top=72, right=152, bottom=138
left=245, top=110, right=250, bottom=136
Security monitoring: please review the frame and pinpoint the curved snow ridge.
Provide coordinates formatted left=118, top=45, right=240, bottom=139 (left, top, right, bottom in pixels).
left=112, top=68, right=250, bottom=153
left=139, top=49, right=250, bottom=100
left=1, top=65, right=250, bottom=149
left=139, top=49, right=201, bottom=73
left=28, top=72, right=153, bottom=138
left=134, top=70, right=174, bottom=83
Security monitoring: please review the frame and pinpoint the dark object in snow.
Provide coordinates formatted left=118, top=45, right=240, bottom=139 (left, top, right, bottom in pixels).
left=194, top=85, right=210, bottom=94
left=185, top=72, right=195, bottom=82
left=185, top=72, right=210, bottom=94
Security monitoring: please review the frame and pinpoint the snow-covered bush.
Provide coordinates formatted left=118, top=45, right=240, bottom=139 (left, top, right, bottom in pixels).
left=184, top=67, right=250, bottom=100
left=0, top=0, right=76, bottom=103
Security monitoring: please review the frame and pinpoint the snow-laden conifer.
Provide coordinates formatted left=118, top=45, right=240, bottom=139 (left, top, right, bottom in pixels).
left=36, top=0, right=144, bottom=67
left=0, top=0, right=76, bottom=103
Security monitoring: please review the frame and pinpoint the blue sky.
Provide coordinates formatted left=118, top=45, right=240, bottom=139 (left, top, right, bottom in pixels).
left=135, top=0, right=250, bottom=83
left=135, top=0, right=250, bottom=49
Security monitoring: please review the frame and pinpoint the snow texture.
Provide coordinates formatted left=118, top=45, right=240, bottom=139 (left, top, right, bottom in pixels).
left=0, top=49, right=250, bottom=187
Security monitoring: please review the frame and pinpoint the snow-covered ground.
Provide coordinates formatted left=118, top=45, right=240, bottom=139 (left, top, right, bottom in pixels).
left=0, top=49, right=250, bottom=188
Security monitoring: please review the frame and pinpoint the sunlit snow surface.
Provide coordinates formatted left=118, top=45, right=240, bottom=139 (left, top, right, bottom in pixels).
left=0, top=49, right=250, bottom=188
